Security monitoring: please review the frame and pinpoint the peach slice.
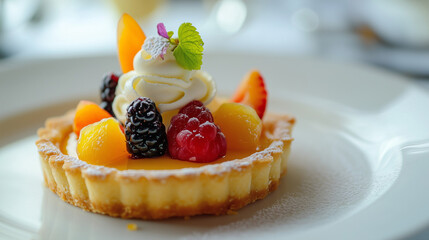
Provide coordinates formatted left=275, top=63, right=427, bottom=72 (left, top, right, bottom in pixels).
left=77, top=118, right=129, bottom=166
left=73, top=101, right=112, bottom=137
left=214, top=102, right=262, bottom=151
left=117, top=13, right=146, bottom=73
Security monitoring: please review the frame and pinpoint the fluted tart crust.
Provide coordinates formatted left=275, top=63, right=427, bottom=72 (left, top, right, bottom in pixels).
left=36, top=111, right=294, bottom=219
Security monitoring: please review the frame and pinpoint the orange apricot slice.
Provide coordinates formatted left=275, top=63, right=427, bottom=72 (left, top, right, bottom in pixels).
left=73, top=100, right=112, bottom=137
left=117, top=13, right=146, bottom=73
left=77, top=118, right=129, bottom=166
left=214, top=102, right=262, bottom=151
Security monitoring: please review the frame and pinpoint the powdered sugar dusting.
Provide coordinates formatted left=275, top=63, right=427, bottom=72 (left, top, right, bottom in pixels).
left=37, top=109, right=400, bottom=239
left=177, top=123, right=400, bottom=239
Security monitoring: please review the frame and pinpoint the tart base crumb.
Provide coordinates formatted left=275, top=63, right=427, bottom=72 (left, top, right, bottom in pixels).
left=127, top=223, right=138, bottom=231
left=227, top=210, right=238, bottom=215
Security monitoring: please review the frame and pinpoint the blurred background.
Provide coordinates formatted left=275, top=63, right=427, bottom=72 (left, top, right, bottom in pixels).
left=2, top=0, right=429, bottom=77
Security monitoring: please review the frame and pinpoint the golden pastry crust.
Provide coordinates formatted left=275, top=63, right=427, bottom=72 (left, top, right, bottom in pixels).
left=36, top=111, right=294, bottom=219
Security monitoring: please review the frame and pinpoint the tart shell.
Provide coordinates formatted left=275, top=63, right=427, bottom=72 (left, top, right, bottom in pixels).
left=36, top=111, right=294, bottom=219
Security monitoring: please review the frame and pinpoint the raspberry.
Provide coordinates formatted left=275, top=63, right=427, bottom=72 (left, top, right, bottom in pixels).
left=125, top=97, right=168, bottom=158
left=167, top=100, right=226, bottom=163
left=100, top=73, right=120, bottom=116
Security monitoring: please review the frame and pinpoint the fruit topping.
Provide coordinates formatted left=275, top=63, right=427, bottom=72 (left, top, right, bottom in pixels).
left=100, top=72, right=120, bottom=116
left=125, top=97, right=168, bottom=158
left=231, top=70, right=267, bottom=119
left=214, top=102, right=262, bottom=151
left=77, top=118, right=128, bottom=166
left=167, top=100, right=226, bottom=163
left=117, top=13, right=146, bottom=73
left=73, top=100, right=112, bottom=137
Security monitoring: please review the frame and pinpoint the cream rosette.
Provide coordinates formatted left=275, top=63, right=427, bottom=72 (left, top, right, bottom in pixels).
left=113, top=38, right=216, bottom=124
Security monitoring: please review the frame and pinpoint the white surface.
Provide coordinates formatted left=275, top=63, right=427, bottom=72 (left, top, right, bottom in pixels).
left=1, top=54, right=429, bottom=239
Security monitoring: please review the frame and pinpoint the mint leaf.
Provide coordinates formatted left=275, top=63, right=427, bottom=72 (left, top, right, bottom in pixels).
left=173, top=23, right=204, bottom=70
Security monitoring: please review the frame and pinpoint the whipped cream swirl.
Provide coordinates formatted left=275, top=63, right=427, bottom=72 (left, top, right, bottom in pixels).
left=112, top=43, right=216, bottom=123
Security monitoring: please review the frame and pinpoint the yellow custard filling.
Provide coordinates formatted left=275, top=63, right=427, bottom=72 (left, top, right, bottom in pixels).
left=61, top=132, right=268, bottom=171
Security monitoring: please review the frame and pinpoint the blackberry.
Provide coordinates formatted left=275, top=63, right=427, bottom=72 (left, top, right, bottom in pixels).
left=100, top=73, right=120, bottom=116
left=125, top=97, right=168, bottom=158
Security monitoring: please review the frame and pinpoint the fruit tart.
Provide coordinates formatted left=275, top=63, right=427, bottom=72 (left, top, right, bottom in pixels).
left=36, top=14, right=295, bottom=219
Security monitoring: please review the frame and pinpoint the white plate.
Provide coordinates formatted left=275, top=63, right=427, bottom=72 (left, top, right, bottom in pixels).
left=1, top=54, right=429, bottom=240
